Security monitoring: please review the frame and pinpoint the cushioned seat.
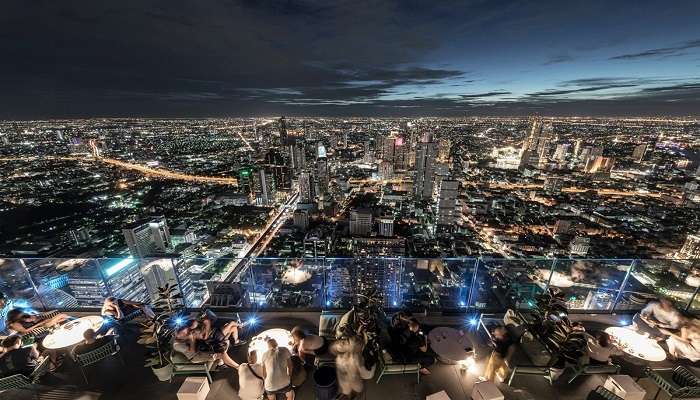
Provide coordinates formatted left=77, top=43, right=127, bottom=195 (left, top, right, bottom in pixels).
left=170, top=351, right=215, bottom=383
left=646, top=366, right=700, bottom=399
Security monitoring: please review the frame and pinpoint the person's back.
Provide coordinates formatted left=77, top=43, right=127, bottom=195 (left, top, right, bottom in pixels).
left=74, top=336, right=112, bottom=357
left=238, top=362, right=264, bottom=400
left=262, top=345, right=291, bottom=392
left=0, top=337, right=38, bottom=378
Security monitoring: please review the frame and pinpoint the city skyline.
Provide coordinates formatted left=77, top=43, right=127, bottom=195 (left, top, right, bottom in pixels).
left=1, top=1, right=700, bottom=118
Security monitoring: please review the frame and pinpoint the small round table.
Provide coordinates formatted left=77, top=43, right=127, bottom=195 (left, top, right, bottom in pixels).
left=605, top=327, right=667, bottom=362
left=428, top=327, right=473, bottom=364
left=249, top=328, right=293, bottom=357
left=42, top=316, right=104, bottom=350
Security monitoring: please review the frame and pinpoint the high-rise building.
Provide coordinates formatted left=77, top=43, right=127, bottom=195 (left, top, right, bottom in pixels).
left=253, top=168, right=273, bottom=205
left=414, top=136, right=438, bottom=201
left=437, top=180, right=459, bottom=225
left=677, top=234, right=700, bottom=260
left=290, top=139, right=306, bottom=172
left=264, top=149, right=291, bottom=191
left=349, top=209, right=373, bottom=236
left=584, top=156, right=615, bottom=175
left=519, top=119, right=553, bottom=170
left=316, top=156, right=329, bottom=196
left=278, top=116, right=288, bottom=144
left=569, top=236, right=591, bottom=256
left=543, top=177, right=564, bottom=194
left=632, top=143, right=648, bottom=162
left=553, top=144, right=569, bottom=162
left=438, top=139, right=451, bottom=161
left=553, top=219, right=573, bottom=235
left=299, top=171, right=314, bottom=203
left=379, top=160, right=394, bottom=180
left=293, top=209, right=309, bottom=231
left=238, top=166, right=254, bottom=196
left=122, top=216, right=171, bottom=258
left=378, top=216, right=395, bottom=237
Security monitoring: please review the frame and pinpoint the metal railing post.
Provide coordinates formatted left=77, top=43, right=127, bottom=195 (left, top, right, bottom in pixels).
left=466, top=258, right=480, bottom=311
left=612, top=259, right=636, bottom=313
left=543, top=258, right=557, bottom=293
left=19, top=258, right=47, bottom=310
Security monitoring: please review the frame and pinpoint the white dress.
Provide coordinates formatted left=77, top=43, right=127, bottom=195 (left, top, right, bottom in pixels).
left=238, top=363, right=264, bottom=400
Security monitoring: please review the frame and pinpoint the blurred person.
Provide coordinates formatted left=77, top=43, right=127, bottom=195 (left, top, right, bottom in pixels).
left=262, top=338, right=294, bottom=400
left=666, top=318, right=700, bottom=362
left=397, top=319, right=435, bottom=375
left=290, top=326, right=328, bottom=361
left=481, top=326, right=514, bottom=382
left=5, top=308, right=69, bottom=335
left=0, top=335, right=39, bottom=378
left=331, top=335, right=374, bottom=400
left=101, top=297, right=154, bottom=321
left=172, top=320, right=238, bottom=368
left=633, top=298, right=683, bottom=339
left=71, top=329, right=113, bottom=359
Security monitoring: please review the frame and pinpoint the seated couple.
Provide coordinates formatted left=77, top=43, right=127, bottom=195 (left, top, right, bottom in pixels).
left=172, top=311, right=244, bottom=368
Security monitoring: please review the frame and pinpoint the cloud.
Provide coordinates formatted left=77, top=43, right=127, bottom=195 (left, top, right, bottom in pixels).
left=609, top=39, right=700, bottom=60
left=542, top=54, right=574, bottom=65
left=460, top=91, right=511, bottom=99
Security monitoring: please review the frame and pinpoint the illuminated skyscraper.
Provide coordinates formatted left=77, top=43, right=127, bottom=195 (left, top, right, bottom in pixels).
left=436, top=179, right=459, bottom=226
left=633, top=143, right=648, bottom=162
left=299, top=171, right=314, bottom=203
left=414, top=135, right=438, bottom=201
left=677, top=234, right=700, bottom=260
left=265, top=149, right=291, bottom=191
left=122, top=216, right=171, bottom=258
left=349, top=209, right=373, bottom=236
left=253, top=168, right=273, bottom=206
left=519, top=118, right=553, bottom=170
left=378, top=216, right=394, bottom=237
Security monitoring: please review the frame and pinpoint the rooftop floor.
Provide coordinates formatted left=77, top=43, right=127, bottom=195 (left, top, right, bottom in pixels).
left=1, top=312, right=697, bottom=400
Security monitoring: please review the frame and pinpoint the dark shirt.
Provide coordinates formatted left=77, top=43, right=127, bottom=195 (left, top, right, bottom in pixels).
left=0, top=347, right=37, bottom=377
left=73, top=336, right=113, bottom=357
left=493, top=336, right=514, bottom=357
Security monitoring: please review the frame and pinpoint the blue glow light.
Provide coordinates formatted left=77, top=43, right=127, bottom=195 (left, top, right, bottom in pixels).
left=326, top=301, right=331, bottom=306
left=392, top=301, right=397, bottom=306
left=459, top=301, right=466, bottom=307
left=620, top=319, right=630, bottom=326
left=247, top=317, right=258, bottom=326
left=173, top=317, right=186, bottom=327
left=469, top=318, right=478, bottom=326
left=104, top=257, right=134, bottom=277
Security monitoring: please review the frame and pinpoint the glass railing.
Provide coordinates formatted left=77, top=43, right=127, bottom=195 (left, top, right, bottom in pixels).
left=1, top=257, right=698, bottom=314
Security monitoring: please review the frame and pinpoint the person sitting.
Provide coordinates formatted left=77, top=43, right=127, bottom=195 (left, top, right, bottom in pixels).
left=633, top=298, right=683, bottom=339
left=290, top=326, right=328, bottom=362
left=5, top=308, right=69, bottom=336
left=666, top=318, right=700, bottom=362
left=71, top=329, right=113, bottom=359
left=199, top=309, right=244, bottom=348
left=172, top=320, right=238, bottom=368
left=233, top=350, right=265, bottom=400
left=101, top=297, right=155, bottom=321
left=586, top=331, right=622, bottom=365
left=397, top=318, right=435, bottom=375
left=0, top=335, right=39, bottom=378
left=481, top=326, right=514, bottom=382
left=261, top=338, right=294, bottom=400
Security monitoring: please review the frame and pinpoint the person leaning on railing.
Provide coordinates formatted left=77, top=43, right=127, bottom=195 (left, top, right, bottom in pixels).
left=5, top=309, right=69, bottom=336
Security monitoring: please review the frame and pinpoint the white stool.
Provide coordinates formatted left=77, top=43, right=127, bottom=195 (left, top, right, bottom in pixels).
left=472, top=381, right=504, bottom=400
left=177, top=376, right=210, bottom=400
left=427, top=390, right=452, bottom=400
left=604, top=375, right=646, bottom=400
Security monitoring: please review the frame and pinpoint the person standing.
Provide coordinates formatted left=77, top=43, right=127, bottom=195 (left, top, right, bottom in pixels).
left=482, top=327, right=514, bottom=382
left=261, top=339, right=294, bottom=400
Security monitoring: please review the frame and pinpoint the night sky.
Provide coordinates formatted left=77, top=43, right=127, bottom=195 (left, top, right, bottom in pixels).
left=2, top=0, right=700, bottom=118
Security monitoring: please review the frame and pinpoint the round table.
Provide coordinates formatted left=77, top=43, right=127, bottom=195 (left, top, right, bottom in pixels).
left=42, top=316, right=104, bottom=350
left=428, top=327, right=473, bottom=364
left=249, top=328, right=293, bottom=357
left=604, top=327, right=667, bottom=362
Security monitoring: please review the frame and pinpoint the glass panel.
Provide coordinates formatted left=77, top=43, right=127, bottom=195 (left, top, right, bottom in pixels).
left=551, top=259, right=632, bottom=312
left=99, top=257, right=150, bottom=304
left=0, top=258, right=41, bottom=332
left=24, top=257, right=107, bottom=309
left=472, top=258, right=554, bottom=311
left=205, top=258, right=251, bottom=308
left=399, top=258, right=475, bottom=311
left=627, top=259, right=699, bottom=312
left=325, top=258, right=356, bottom=309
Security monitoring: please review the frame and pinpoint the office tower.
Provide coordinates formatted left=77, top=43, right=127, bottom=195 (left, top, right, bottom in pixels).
left=519, top=119, right=553, bottom=170
left=436, top=180, right=459, bottom=226
left=264, top=149, right=291, bottom=190
left=584, top=156, right=615, bottom=175
left=573, top=139, right=583, bottom=157
left=553, top=144, right=569, bottom=162
left=316, top=156, right=329, bottom=195
left=379, top=160, right=394, bottom=180
left=140, top=259, right=181, bottom=304
left=122, top=216, right=171, bottom=258
left=290, top=139, right=306, bottom=172
left=101, top=258, right=150, bottom=303
left=677, top=234, right=700, bottom=260
left=304, top=230, right=328, bottom=258
left=378, top=216, right=394, bottom=237
left=543, top=177, right=563, bottom=194
left=363, top=139, right=374, bottom=163
left=68, top=228, right=91, bottom=245
left=438, top=139, right=451, bottom=161
left=393, top=136, right=409, bottom=170
left=381, top=136, right=396, bottom=162
left=349, top=209, right=373, bottom=236
left=299, top=171, right=314, bottom=203
left=253, top=168, right=273, bottom=205
left=569, top=236, right=591, bottom=256
left=293, top=209, right=309, bottom=231
left=553, top=219, right=573, bottom=235
left=633, top=143, right=648, bottom=162
left=238, top=166, right=254, bottom=195
left=414, top=137, right=438, bottom=201
left=278, top=116, right=288, bottom=144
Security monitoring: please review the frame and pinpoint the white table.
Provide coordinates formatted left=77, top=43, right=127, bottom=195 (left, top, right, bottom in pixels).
left=428, top=327, right=473, bottom=364
left=604, top=375, right=646, bottom=400
left=249, top=328, right=293, bottom=357
left=604, top=327, right=667, bottom=362
left=472, top=381, right=504, bottom=400
left=42, top=315, right=104, bottom=350
left=177, top=376, right=210, bottom=400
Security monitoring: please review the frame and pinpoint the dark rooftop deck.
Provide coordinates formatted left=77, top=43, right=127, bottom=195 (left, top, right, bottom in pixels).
left=2, top=311, right=697, bottom=400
